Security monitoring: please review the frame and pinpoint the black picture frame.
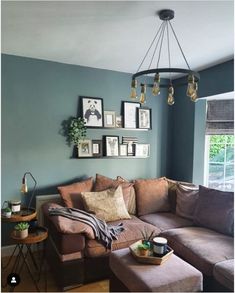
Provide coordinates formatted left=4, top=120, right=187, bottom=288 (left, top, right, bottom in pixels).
left=137, top=108, right=152, bottom=129
left=81, top=96, right=104, bottom=128
left=92, top=140, right=103, bottom=157
left=122, top=101, right=141, bottom=129
left=104, top=136, right=119, bottom=157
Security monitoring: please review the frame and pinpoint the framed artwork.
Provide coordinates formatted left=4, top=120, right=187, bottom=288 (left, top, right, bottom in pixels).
left=123, top=101, right=140, bottom=128
left=104, top=111, right=116, bottom=128
left=138, top=108, right=152, bottom=129
left=115, top=116, right=123, bottom=128
left=122, top=136, right=138, bottom=156
left=104, top=136, right=119, bottom=157
left=81, top=96, right=104, bottom=127
left=92, top=140, right=103, bottom=157
left=78, top=140, right=92, bottom=157
left=119, top=144, right=128, bottom=156
left=135, top=144, right=150, bottom=157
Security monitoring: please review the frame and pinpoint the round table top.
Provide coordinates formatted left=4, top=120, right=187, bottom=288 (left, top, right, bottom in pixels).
left=11, top=226, right=48, bottom=244
left=1, top=207, right=37, bottom=222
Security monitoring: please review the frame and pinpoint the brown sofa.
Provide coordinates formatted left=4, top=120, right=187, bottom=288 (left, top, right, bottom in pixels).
left=42, top=175, right=234, bottom=291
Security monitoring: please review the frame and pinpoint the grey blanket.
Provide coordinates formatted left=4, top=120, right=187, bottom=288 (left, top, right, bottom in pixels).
left=48, top=207, right=124, bottom=249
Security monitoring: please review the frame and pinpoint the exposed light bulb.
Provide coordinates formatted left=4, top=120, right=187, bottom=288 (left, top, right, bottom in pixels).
left=152, top=73, right=160, bottom=96
left=130, top=79, right=137, bottom=99
left=186, top=75, right=195, bottom=97
left=167, top=86, right=175, bottom=106
left=21, top=178, right=28, bottom=193
left=140, top=84, right=147, bottom=104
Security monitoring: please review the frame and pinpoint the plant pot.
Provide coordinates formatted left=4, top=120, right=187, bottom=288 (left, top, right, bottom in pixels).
left=14, top=228, right=28, bottom=239
left=138, top=248, right=149, bottom=257
left=3, top=211, right=12, bottom=218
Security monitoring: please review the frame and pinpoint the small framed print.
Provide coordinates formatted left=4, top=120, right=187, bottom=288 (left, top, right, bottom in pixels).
left=78, top=140, right=92, bottom=157
left=92, top=140, right=103, bottom=157
left=135, top=144, right=150, bottom=157
left=119, top=144, right=127, bottom=156
left=104, top=136, right=119, bottom=157
left=104, top=111, right=116, bottom=128
left=137, top=108, right=152, bottom=129
left=123, top=101, right=140, bottom=129
left=116, top=116, right=123, bottom=128
left=81, top=96, right=104, bottom=128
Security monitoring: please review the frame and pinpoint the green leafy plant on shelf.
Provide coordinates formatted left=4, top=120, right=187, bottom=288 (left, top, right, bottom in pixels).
left=14, top=222, right=29, bottom=231
left=68, top=117, right=87, bottom=147
left=3, top=207, right=11, bottom=213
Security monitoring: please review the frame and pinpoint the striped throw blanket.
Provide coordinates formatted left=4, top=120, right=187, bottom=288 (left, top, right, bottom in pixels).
left=48, top=207, right=124, bottom=249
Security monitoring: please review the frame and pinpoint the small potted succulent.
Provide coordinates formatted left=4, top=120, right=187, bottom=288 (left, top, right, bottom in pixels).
left=3, top=207, right=12, bottom=218
left=14, top=222, right=30, bottom=239
left=137, top=242, right=150, bottom=256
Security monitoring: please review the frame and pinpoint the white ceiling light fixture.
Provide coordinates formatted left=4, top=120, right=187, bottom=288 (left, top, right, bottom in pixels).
left=130, top=9, right=200, bottom=105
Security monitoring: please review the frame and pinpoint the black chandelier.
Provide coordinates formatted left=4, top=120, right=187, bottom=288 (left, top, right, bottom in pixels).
left=130, top=9, right=200, bottom=105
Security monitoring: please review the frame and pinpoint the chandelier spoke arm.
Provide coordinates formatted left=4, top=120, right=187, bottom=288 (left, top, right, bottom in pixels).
left=135, top=22, right=164, bottom=74
left=166, top=21, right=172, bottom=82
left=169, top=21, right=191, bottom=70
left=156, top=21, right=166, bottom=69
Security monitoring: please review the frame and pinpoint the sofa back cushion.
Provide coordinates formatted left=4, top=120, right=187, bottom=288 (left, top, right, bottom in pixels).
left=134, top=177, right=169, bottom=216
left=176, top=183, right=199, bottom=220
left=194, top=185, right=234, bottom=236
left=58, top=177, right=94, bottom=209
left=94, top=174, right=135, bottom=214
left=81, top=186, right=131, bottom=222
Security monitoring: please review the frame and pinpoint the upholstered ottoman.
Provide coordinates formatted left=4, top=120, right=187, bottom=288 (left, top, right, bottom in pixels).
left=109, top=248, right=203, bottom=292
left=213, top=259, right=234, bottom=291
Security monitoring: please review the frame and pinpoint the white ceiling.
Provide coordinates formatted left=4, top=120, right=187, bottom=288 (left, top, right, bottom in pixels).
left=1, top=1, right=234, bottom=74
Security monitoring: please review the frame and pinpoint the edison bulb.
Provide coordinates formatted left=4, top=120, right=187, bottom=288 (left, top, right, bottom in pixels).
left=167, top=86, right=175, bottom=106
left=140, top=84, right=147, bottom=104
left=130, top=79, right=137, bottom=99
left=152, top=73, right=160, bottom=96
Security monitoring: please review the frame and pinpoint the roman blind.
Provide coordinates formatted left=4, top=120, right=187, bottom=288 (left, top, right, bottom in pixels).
left=206, top=99, right=234, bottom=134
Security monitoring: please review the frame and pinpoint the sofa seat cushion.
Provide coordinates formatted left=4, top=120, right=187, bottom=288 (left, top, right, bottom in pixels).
left=213, top=259, right=234, bottom=291
left=85, top=216, right=160, bottom=257
left=161, top=227, right=234, bottom=276
left=140, top=212, right=194, bottom=232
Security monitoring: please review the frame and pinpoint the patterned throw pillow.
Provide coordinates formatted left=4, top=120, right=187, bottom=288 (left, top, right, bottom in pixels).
left=81, top=186, right=131, bottom=222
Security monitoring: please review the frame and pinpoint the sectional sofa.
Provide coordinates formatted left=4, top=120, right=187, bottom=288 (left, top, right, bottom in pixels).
left=42, top=174, right=234, bottom=291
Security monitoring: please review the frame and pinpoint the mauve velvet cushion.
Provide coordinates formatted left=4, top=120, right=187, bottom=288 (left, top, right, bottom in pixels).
left=134, top=177, right=170, bottom=216
left=81, top=186, right=131, bottom=222
left=176, top=183, right=199, bottom=220
left=94, top=174, right=135, bottom=214
left=58, top=177, right=94, bottom=209
left=194, top=185, right=234, bottom=236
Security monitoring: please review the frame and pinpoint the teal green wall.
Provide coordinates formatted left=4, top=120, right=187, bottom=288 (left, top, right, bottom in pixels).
left=1, top=54, right=170, bottom=204
left=170, top=60, right=234, bottom=183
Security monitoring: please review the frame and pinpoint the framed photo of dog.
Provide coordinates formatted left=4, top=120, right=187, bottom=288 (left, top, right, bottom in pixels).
left=81, top=96, right=104, bottom=127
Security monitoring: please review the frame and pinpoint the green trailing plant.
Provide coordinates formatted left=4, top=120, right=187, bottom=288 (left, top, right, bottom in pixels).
left=14, top=222, right=29, bottom=231
left=3, top=207, right=11, bottom=213
left=68, top=117, right=87, bottom=147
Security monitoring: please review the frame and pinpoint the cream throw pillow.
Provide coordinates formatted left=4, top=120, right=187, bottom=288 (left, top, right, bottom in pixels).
left=81, top=186, right=131, bottom=222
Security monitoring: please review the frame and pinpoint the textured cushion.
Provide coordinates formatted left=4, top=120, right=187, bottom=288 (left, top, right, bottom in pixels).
left=176, top=183, right=199, bottom=220
left=213, top=259, right=234, bottom=291
left=116, top=176, right=136, bottom=215
left=58, top=177, right=93, bottom=209
left=194, top=185, right=234, bottom=236
left=94, top=174, right=135, bottom=214
left=140, top=212, right=194, bottom=232
left=161, top=227, right=234, bottom=276
left=81, top=186, right=131, bottom=222
left=110, top=248, right=202, bottom=292
left=134, top=177, right=170, bottom=216
left=85, top=216, right=160, bottom=257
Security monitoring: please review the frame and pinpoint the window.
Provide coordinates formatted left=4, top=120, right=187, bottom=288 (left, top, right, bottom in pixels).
left=205, top=135, right=234, bottom=191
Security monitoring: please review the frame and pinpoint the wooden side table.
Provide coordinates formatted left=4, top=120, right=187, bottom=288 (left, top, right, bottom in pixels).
left=8, top=226, right=48, bottom=292
left=1, top=207, right=37, bottom=223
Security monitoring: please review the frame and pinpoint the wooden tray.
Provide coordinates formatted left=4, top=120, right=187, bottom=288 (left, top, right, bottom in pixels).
left=129, top=240, right=174, bottom=265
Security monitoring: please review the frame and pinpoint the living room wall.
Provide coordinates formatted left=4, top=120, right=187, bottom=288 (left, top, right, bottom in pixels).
left=170, top=60, right=234, bottom=183
left=1, top=54, right=170, bottom=206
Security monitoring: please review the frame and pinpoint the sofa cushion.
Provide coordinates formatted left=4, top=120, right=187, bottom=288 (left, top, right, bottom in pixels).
left=140, top=212, right=194, bottom=232
left=85, top=216, right=160, bottom=257
left=116, top=176, right=136, bottom=215
left=194, top=185, right=234, bottom=236
left=58, top=177, right=93, bottom=209
left=94, top=174, right=135, bottom=214
left=176, top=183, right=199, bottom=220
left=161, top=227, right=234, bottom=276
left=81, top=186, right=131, bottom=222
left=134, top=177, right=170, bottom=216
left=213, top=259, right=234, bottom=291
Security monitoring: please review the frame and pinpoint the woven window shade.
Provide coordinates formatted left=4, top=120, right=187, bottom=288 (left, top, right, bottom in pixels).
left=206, top=99, right=234, bottom=135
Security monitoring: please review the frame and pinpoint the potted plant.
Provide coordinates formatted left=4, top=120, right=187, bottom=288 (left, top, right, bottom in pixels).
left=68, top=117, right=87, bottom=147
left=14, top=222, right=30, bottom=239
left=3, top=207, right=12, bottom=218
left=137, top=243, right=150, bottom=256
